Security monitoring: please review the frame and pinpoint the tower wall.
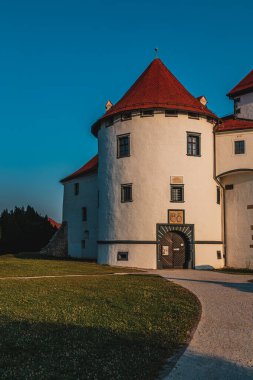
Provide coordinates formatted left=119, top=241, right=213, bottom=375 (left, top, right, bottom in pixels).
left=97, top=112, right=223, bottom=269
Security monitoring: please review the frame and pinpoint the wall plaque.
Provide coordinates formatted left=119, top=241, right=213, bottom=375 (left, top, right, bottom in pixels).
left=168, top=209, right=185, bottom=225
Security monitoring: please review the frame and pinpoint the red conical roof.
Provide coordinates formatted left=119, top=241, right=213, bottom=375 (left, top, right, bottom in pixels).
left=92, top=58, right=217, bottom=135
left=60, top=155, right=98, bottom=183
left=227, top=69, right=253, bottom=97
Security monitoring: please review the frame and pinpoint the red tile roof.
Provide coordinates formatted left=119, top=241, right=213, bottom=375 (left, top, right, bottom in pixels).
left=216, top=116, right=253, bottom=132
left=60, top=155, right=98, bottom=183
left=48, top=217, right=61, bottom=229
left=227, top=69, right=253, bottom=97
left=92, top=58, right=217, bottom=136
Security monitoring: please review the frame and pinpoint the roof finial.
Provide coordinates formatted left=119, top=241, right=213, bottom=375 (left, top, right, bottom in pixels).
left=154, top=47, right=158, bottom=58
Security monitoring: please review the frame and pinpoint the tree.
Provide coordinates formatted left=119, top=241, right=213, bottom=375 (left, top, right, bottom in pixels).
left=0, top=206, right=57, bottom=254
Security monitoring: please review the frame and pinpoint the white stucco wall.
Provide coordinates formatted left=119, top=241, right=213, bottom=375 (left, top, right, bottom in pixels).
left=97, top=111, right=223, bottom=269
left=62, top=173, right=98, bottom=259
left=235, top=92, right=253, bottom=120
left=221, top=173, right=253, bottom=268
left=216, top=130, right=253, bottom=176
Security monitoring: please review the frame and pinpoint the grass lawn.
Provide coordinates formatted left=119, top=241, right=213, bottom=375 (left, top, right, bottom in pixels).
left=0, top=255, right=200, bottom=379
left=0, top=253, right=139, bottom=277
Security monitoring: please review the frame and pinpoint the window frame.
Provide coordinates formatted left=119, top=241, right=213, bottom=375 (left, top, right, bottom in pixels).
left=141, top=109, right=154, bottom=117
left=234, top=140, right=245, bottom=155
left=74, top=183, right=79, bottom=196
left=117, top=252, right=128, bottom=261
left=117, top=133, right=130, bottom=158
left=188, top=112, right=199, bottom=120
left=165, top=110, right=178, bottom=117
left=187, top=132, right=201, bottom=157
left=82, top=207, right=87, bottom=221
left=121, top=183, right=133, bottom=203
left=121, top=111, right=132, bottom=121
left=170, top=184, right=184, bottom=203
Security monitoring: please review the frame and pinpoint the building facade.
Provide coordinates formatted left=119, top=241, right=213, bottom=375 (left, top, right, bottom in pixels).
left=61, top=60, right=253, bottom=269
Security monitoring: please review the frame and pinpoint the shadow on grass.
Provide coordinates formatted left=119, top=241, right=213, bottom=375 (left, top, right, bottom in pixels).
left=0, top=319, right=177, bottom=380
left=1, top=251, right=97, bottom=263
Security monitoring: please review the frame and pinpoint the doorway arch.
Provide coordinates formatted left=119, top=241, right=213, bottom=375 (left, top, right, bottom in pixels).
left=157, top=224, right=194, bottom=269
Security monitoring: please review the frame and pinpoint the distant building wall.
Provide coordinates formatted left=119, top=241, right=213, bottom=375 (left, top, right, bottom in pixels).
left=63, top=173, right=98, bottom=259
left=235, top=92, right=253, bottom=120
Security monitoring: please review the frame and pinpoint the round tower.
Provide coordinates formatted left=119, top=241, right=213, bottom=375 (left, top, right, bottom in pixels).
left=92, top=58, right=224, bottom=269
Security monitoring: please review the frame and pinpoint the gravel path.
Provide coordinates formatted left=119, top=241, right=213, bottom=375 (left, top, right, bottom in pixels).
left=154, top=269, right=253, bottom=380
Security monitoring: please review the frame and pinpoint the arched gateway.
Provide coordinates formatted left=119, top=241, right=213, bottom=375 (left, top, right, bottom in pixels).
left=157, top=224, right=194, bottom=269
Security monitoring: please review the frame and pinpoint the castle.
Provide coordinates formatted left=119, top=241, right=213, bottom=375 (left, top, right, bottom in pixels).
left=61, top=58, right=253, bottom=269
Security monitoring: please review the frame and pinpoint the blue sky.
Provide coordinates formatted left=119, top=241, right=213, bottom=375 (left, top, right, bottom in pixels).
left=0, top=0, right=252, bottom=221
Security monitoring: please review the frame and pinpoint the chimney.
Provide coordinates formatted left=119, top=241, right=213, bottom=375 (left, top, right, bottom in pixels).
left=105, top=100, right=113, bottom=111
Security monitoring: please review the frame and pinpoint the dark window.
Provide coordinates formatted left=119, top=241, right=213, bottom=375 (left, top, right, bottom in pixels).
left=82, top=207, right=87, bottom=221
left=217, top=187, right=220, bottom=204
left=121, top=112, right=132, bottom=121
left=117, top=134, right=130, bottom=158
left=187, top=133, right=201, bottom=156
left=121, top=184, right=132, bottom=202
left=235, top=108, right=241, bottom=114
left=141, top=109, right=154, bottom=117
left=74, top=183, right=79, bottom=195
left=81, top=240, right=85, bottom=249
left=234, top=140, right=245, bottom=154
left=165, top=110, right=178, bottom=117
left=188, top=112, right=199, bottom=119
left=225, top=184, right=234, bottom=190
left=117, top=252, right=128, bottom=261
left=234, top=98, right=240, bottom=104
left=171, top=185, right=184, bottom=202
left=217, top=251, right=222, bottom=259
left=105, top=117, right=113, bottom=127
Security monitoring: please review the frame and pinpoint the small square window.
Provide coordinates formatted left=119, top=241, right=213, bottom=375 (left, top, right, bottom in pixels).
left=105, top=117, right=114, bottom=127
left=121, top=184, right=132, bottom=202
left=121, top=112, right=132, bottom=121
left=235, top=108, right=241, bottom=114
left=141, top=109, right=154, bottom=117
left=117, top=134, right=130, bottom=158
left=171, top=185, right=184, bottom=202
left=81, top=240, right=86, bottom=249
left=217, top=251, right=222, bottom=259
left=165, top=110, right=178, bottom=117
left=187, top=133, right=201, bottom=156
left=234, top=140, right=245, bottom=154
left=74, top=183, right=79, bottom=196
left=117, top=252, right=128, bottom=261
left=82, top=207, right=87, bottom=221
left=188, top=112, right=199, bottom=119
left=217, top=187, right=220, bottom=205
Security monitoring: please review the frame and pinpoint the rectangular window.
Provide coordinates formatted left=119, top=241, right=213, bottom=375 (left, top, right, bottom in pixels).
left=121, top=184, right=132, bottom=202
left=217, top=251, right=222, bottom=259
left=165, top=110, right=178, bottom=117
left=117, top=134, right=130, bottom=158
left=225, top=184, right=234, bottom=190
left=234, top=140, right=245, bottom=154
left=188, top=112, right=199, bottom=119
left=234, top=97, right=240, bottom=104
left=74, top=183, right=79, bottom=196
left=121, top=112, right=132, bottom=121
left=81, top=240, right=85, bottom=249
left=141, top=109, right=154, bottom=117
left=117, top=252, right=128, bottom=261
left=217, top=187, right=221, bottom=205
left=235, top=108, right=241, bottom=114
left=171, top=185, right=184, bottom=202
left=187, top=133, right=201, bottom=156
left=82, top=207, right=87, bottom=221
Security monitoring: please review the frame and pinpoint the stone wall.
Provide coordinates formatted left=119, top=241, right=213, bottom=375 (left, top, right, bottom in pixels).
left=40, top=222, right=68, bottom=257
